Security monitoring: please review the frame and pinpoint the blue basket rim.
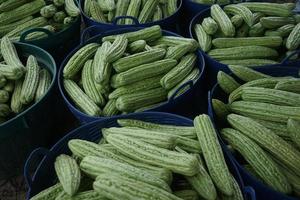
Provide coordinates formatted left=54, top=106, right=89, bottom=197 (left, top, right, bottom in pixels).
left=45, top=112, right=193, bottom=153
left=79, top=0, right=183, bottom=26
left=0, top=42, right=57, bottom=129
left=58, top=26, right=205, bottom=121
left=185, top=0, right=246, bottom=4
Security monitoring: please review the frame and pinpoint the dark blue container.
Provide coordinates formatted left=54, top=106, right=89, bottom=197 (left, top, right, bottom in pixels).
left=79, top=0, right=182, bottom=34
left=208, top=66, right=300, bottom=200
left=0, top=42, right=57, bottom=179
left=24, top=112, right=255, bottom=200
left=58, top=26, right=206, bottom=123
left=18, top=15, right=81, bottom=64
left=189, top=8, right=300, bottom=88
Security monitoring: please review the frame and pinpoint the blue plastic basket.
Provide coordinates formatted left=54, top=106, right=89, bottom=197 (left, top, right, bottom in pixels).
left=24, top=112, right=255, bottom=200
left=58, top=26, right=206, bottom=124
left=18, top=15, right=81, bottom=64
left=79, top=0, right=182, bottom=34
left=0, top=42, right=57, bottom=179
left=208, top=65, right=300, bottom=200
left=189, top=7, right=300, bottom=88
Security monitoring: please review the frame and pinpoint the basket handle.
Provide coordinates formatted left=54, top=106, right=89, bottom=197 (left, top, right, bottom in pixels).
left=24, top=147, right=50, bottom=188
left=244, top=186, right=256, bottom=200
left=281, top=50, right=300, bottom=64
left=207, top=90, right=214, bottom=119
left=21, top=116, right=30, bottom=129
left=112, top=16, right=140, bottom=25
left=169, top=80, right=194, bottom=101
left=80, top=25, right=103, bottom=45
left=20, top=27, right=54, bottom=43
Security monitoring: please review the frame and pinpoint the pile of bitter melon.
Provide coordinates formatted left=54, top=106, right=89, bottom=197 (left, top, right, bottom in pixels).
left=193, top=2, right=300, bottom=66
left=0, top=36, right=52, bottom=124
left=30, top=117, right=246, bottom=200
left=0, top=0, right=80, bottom=41
left=63, top=25, right=201, bottom=117
left=83, top=0, right=178, bottom=24
left=191, top=0, right=243, bottom=6
left=213, top=65, right=300, bottom=198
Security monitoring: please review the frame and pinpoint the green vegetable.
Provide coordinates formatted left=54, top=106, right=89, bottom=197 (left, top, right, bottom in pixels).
left=194, top=114, right=233, bottom=196
left=54, top=154, right=81, bottom=196
left=20, top=55, right=40, bottom=105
